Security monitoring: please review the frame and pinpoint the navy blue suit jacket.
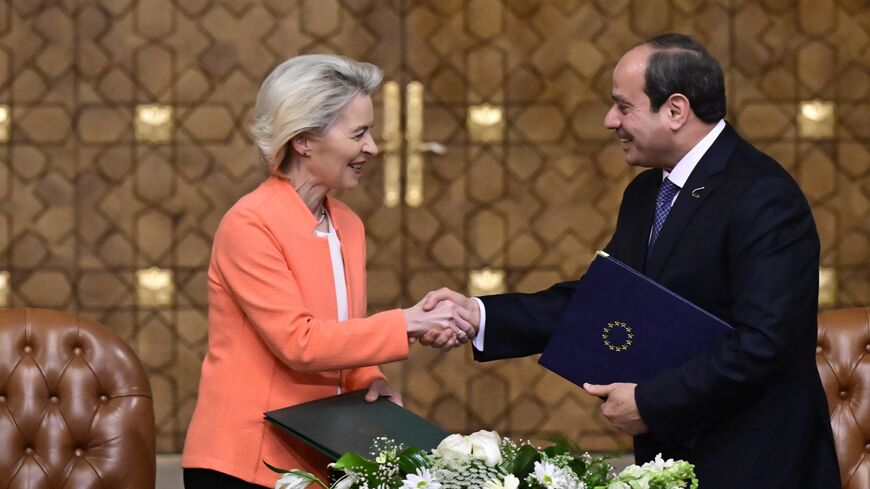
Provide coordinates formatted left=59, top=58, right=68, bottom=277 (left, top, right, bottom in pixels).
left=474, top=124, right=840, bottom=489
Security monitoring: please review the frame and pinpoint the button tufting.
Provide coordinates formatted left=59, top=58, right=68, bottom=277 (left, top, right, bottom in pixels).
left=74, top=448, right=83, bottom=457
left=866, top=443, right=870, bottom=453
left=24, top=447, right=33, bottom=455
left=865, top=344, right=870, bottom=353
left=73, top=347, right=82, bottom=355
left=0, top=395, right=5, bottom=402
left=99, top=395, right=108, bottom=402
left=815, top=346, right=822, bottom=354
left=839, top=390, right=849, bottom=399
left=23, top=345, right=32, bottom=354
left=50, top=395, right=58, bottom=403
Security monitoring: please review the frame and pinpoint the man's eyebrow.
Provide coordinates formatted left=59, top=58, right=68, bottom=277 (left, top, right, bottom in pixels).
left=611, top=94, right=631, bottom=105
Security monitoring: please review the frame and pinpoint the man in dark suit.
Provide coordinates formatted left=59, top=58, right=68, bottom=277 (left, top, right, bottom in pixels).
left=421, top=33, right=840, bottom=488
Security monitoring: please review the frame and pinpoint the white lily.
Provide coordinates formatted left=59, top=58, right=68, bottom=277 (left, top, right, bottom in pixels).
left=275, top=470, right=318, bottom=489
left=332, top=473, right=357, bottom=489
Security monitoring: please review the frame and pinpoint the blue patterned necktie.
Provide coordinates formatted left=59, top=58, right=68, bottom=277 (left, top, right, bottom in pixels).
left=647, top=178, right=681, bottom=257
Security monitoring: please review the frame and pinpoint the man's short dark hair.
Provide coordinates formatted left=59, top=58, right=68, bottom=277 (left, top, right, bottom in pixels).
left=641, top=33, right=726, bottom=123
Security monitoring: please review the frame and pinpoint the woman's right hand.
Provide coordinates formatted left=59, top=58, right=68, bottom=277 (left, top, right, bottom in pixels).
left=403, top=297, right=476, bottom=345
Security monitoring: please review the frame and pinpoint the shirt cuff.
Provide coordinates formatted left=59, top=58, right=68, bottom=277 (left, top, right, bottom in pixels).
left=471, top=297, right=487, bottom=351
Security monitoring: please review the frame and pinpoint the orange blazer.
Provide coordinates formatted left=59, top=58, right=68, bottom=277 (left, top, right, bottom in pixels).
left=182, top=176, right=409, bottom=487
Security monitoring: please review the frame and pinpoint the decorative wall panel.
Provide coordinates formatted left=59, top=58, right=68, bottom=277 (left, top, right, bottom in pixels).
left=0, top=0, right=866, bottom=454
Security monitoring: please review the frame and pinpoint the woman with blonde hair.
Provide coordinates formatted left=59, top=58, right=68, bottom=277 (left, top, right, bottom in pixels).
left=181, top=54, right=472, bottom=489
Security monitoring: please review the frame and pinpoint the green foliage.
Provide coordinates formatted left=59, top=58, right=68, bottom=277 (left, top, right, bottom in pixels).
left=266, top=434, right=698, bottom=489
left=504, top=444, right=539, bottom=481
left=333, top=452, right=379, bottom=473
left=398, top=447, right=431, bottom=475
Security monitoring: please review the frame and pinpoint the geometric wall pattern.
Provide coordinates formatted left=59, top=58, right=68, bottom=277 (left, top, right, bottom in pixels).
left=0, top=0, right=867, bottom=453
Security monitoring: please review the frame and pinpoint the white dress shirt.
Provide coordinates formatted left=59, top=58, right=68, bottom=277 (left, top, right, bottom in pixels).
left=473, top=120, right=726, bottom=352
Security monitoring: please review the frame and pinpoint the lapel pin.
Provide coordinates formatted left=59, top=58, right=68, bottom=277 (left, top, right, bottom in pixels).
left=691, top=186, right=705, bottom=198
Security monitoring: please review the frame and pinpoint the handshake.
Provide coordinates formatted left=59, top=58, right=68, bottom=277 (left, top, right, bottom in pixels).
left=402, top=288, right=479, bottom=351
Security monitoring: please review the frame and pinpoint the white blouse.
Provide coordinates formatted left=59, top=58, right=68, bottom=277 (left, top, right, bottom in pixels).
left=314, top=211, right=348, bottom=394
left=314, top=210, right=349, bottom=322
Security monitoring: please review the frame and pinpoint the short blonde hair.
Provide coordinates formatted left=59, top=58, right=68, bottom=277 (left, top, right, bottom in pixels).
left=250, top=54, right=383, bottom=173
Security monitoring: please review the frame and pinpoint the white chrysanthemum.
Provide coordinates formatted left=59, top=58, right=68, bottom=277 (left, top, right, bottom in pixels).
left=533, top=461, right=568, bottom=489
left=484, top=474, right=519, bottom=489
left=400, top=468, right=441, bottom=489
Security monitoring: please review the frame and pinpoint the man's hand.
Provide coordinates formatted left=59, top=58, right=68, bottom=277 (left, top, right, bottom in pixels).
left=365, top=379, right=403, bottom=406
left=403, top=294, right=475, bottom=347
left=415, top=288, right=481, bottom=350
left=583, top=382, right=649, bottom=435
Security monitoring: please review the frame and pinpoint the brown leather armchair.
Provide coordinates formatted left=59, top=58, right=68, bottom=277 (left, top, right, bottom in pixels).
left=0, top=308, right=155, bottom=488
left=817, top=307, right=870, bottom=489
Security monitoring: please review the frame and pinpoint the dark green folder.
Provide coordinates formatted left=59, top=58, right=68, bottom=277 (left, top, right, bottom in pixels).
left=264, top=390, right=449, bottom=460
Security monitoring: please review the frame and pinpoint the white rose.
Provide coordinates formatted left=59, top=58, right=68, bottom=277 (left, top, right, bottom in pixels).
left=466, top=430, right=503, bottom=466
left=435, top=434, right=474, bottom=465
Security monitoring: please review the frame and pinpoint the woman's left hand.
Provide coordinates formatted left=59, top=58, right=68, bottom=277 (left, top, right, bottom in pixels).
left=365, top=379, right=403, bottom=406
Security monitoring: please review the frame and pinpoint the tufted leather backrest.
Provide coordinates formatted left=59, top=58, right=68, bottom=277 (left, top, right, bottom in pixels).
left=0, top=308, right=155, bottom=489
left=817, top=307, right=870, bottom=489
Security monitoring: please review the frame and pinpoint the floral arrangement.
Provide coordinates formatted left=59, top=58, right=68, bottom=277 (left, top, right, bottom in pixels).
left=268, top=430, right=698, bottom=489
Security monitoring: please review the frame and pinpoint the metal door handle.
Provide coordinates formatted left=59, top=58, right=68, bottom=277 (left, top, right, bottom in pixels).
left=382, top=81, right=447, bottom=208
left=404, top=82, right=448, bottom=207
left=419, top=142, right=447, bottom=155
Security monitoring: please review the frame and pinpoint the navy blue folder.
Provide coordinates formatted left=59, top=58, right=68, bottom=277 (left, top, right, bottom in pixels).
left=539, top=251, right=732, bottom=386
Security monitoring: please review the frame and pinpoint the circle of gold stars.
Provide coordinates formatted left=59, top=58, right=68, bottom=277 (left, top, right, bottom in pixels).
left=602, top=321, right=633, bottom=352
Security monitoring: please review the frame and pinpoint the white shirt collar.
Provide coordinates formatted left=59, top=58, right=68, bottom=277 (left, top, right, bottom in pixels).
left=663, top=119, right=726, bottom=186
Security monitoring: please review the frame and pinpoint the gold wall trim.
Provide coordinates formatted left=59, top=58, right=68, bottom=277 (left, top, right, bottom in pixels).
left=0, top=271, right=9, bottom=307
left=0, top=105, right=10, bottom=142
left=405, top=81, right=424, bottom=207
left=819, top=267, right=837, bottom=307
left=382, top=81, right=401, bottom=207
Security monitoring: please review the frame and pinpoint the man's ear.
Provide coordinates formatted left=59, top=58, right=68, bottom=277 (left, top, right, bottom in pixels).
left=290, top=134, right=312, bottom=157
left=665, top=93, right=691, bottom=131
